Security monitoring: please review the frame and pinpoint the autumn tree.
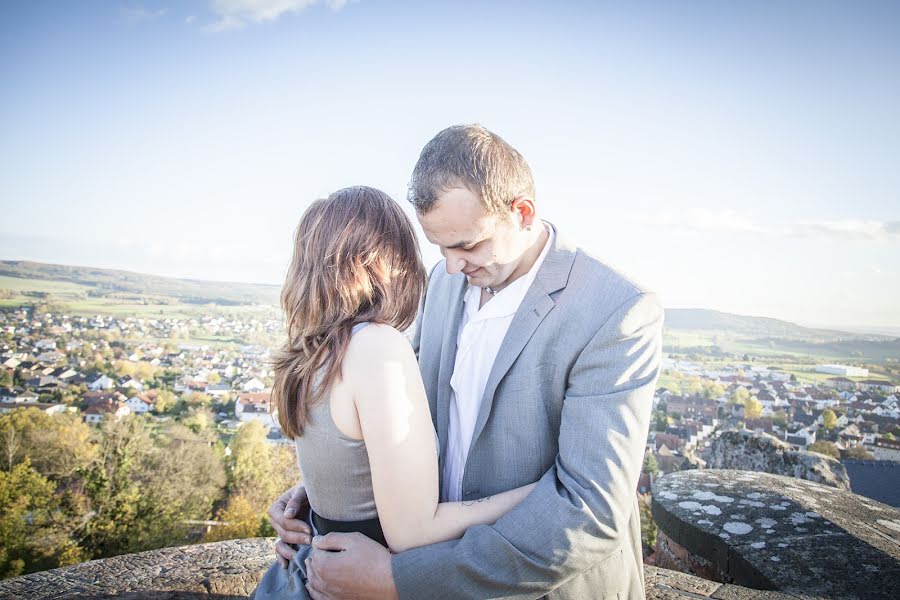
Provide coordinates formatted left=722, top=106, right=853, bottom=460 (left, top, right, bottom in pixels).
left=844, top=446, right=874, bottom=460
left=202, top=495, right=262, bottom=542
left=744, top=397, right=763, bottom=420
left=821, top=409, right=838, bottom=431
left=807, top=441, right=840, bottom=460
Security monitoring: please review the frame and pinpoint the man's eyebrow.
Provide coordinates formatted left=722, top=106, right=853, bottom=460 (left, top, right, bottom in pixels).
left=444, top=239, right=475, bottom=249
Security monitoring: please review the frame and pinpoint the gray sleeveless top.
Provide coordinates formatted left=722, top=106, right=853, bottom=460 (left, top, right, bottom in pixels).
left=293, top=322, right=377, bottom=521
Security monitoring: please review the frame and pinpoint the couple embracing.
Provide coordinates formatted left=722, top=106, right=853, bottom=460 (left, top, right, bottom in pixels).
left=253, top=124, right=663, bottom=600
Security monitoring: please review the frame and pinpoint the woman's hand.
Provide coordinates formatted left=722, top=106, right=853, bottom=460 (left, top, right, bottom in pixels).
left=268, top=484, right=313, bottom=568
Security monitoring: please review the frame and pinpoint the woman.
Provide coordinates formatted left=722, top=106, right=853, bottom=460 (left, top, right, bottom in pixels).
left=252, top=186, right=535, bottom=598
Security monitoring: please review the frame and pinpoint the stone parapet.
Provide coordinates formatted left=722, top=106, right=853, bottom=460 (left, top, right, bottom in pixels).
left=2, top=537, right=800, bottom=599
left=708, top=430, right=851, bottom=490
left=652, top=469, right=900, bottom=599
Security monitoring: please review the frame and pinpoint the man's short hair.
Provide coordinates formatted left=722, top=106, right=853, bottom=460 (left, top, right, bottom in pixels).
left=408, top=124, right=535, bottom=217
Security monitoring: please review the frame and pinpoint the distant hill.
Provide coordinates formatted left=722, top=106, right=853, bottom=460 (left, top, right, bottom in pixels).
left=0, top=260, right=279, bottom=306
left=0, top=260, right=894, bottom=346
left=664, top=308, right=879, bottom=340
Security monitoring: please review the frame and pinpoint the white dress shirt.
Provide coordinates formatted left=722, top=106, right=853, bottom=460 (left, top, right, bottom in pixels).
left=441, top=224, right=554, bottom=502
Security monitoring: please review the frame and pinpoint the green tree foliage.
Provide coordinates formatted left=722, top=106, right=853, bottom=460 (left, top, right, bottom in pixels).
left=702, top=380, right=725, bottom=400
left=679, top=376, right=704, bottom=397
left=773, top=410, right=789, bottom=429
left=638, top=498, right=657, bottom=558
left=0, top=370, right=13, bottom=389
left=78, top=416, right=225, bottom=557
left=0, top=459, right=55, bottom=578
left=807, top=441, right=840, bottom=459
left=0, top=410, right=95, bottom=482
left=653, top=411, right=668, bottom=432
left=730, top=386, right=750, bottom=405
left=152, top=388, right=178, bottom=414
left=821, top=409, right=838, bottom=431
left=226, top=421, right=299, bottom=516
left=642, top=453, right=659, bottom=477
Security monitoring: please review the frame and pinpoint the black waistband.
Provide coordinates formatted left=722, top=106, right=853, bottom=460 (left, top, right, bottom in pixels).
left=311, top=509, right=388, bottom=548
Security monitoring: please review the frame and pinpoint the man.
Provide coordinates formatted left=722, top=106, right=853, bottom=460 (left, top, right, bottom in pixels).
left=268, top=124, right=663, bottom=599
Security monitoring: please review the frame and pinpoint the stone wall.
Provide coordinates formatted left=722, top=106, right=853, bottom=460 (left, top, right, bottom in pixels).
left=708, top=429, right=851, bottom=490
left=1, top=537, right=797, bottom=599
left=652, top=469, right=900, bottom=599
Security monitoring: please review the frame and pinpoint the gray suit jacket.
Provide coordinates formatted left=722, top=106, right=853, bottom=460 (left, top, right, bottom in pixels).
left=391, top=224, right=663, bottom=600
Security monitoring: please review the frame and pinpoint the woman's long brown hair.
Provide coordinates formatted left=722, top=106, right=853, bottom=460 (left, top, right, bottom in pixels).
left=272, top=186, right=426, bottom=439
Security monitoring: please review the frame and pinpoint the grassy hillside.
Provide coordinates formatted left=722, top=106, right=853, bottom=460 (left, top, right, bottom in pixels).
left=0, top=260, right=279, bottom=306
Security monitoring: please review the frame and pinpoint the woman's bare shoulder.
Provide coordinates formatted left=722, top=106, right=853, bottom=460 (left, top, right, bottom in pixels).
left=343, top=324, right=415, bottom=374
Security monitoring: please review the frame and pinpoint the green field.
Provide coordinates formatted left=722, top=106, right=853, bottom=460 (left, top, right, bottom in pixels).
left=0, top=275, right=279, bottom=321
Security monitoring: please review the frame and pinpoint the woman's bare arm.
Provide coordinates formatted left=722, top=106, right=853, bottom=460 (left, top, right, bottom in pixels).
left=344, top=324, right=536, bottom=553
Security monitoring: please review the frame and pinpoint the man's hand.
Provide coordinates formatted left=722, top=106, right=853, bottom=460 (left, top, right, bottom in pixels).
left=305, top=532, right=398, bottom=600
left=268, top=484, right=312, bottom=568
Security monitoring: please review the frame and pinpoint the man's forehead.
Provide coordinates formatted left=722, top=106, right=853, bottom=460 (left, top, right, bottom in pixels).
left=417, top=187, right=492, bottom=246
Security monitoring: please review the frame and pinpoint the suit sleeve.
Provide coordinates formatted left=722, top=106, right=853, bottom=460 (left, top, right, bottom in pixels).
left=410, top=261, right=441, bottom=360
left=391, top=291, right=663, bottom=599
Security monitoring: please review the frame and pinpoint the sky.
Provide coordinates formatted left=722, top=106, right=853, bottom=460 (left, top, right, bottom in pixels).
left=1, top=0, right=898, bottom=332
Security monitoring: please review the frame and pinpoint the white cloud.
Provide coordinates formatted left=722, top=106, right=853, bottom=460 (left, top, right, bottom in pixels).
left=185, top=15, right=197, bottom=24
left=634, top=209, right=900, bottom=241
left=794, top=219, right=900, bottom=241
left=119, top=6, right=167, bottom=25
left=204, top=0, right=351, bottom=32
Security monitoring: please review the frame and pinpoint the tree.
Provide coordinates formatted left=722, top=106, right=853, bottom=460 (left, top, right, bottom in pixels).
left=638, top=498, right=657, bottom=558
left=773, top=410, right=789, bottom=429
left=226, top=421, right=300, bottom=516
left=0, top=370, right=13, bottom=389
left=0, top=459, right=56, bottom=578
left=0, top=409, right=96, bottom=481
left=702, top=381, right=725, bottom=400
left=730, top=387, right=750, bottom=405
left=844, top=446, right=874, bottom=460
left=642, top=453, right=659, bottom=477
left=202, top=495, right=262, bottom=542
left=744, top=397, right=763, bottom=420
left=821, top=409, right=838, bottom=431
left=153, top=389, right=178, bottom=414
left=807, top=441, right=840, bottom=460
left=653, top=412, right=667, bottom=433
left=680, top=377, right=704, bottom=397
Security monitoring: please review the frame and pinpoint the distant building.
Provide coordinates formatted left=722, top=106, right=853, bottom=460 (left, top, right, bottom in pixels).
left=826, top=377, right=858, bottom=391
left=866, top=437, right=900, bottom=461
left=235, top=391, right=276, bottom=428
left=88, top=375, right=115, bottom=391
left=858, top=380, right=900, bottom=395
left=83, top=400, right=131, bottom=425
left=815, top=364, right=869, bottom=377
left=0, top=401, right=66, bottom=415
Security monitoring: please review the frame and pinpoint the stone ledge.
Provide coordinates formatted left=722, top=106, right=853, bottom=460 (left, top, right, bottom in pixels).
left=652, top=469, right=900, bottom=599
left=0, top=537, right=276, bottom=600
left=1, top=537, right=801, bottom=599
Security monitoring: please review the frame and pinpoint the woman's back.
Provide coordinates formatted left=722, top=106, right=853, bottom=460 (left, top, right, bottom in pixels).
left=294, top=322, right=377, bottom=522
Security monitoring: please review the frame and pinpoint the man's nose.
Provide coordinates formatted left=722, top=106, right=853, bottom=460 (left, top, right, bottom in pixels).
left=444, top=253, right=466, bottom=275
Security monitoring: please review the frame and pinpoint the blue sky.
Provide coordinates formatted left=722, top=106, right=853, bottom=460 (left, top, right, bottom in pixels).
left=1, top=1, right=898, bottom=331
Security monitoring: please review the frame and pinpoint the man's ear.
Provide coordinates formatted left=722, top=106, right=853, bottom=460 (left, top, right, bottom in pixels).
left=510, top=196, right=537, bottom=229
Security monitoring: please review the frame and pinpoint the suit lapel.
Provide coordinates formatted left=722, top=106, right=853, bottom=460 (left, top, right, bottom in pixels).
left=467, top=224, right=577, bottom=456
left=436, top=274, right=467, bottom=465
